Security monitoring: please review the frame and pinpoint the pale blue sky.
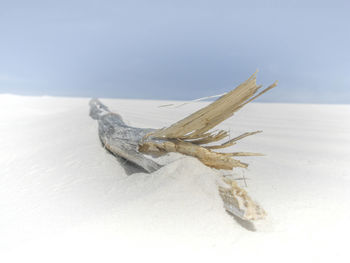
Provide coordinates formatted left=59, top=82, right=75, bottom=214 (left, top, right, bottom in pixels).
left=1, top=0, right=349, bottom=103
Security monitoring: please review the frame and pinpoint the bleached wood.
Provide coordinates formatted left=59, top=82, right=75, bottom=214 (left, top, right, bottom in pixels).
left=146, top=72, right=277, bottom=143
left=219, top=177, right=266, bottom=220
left=140, top=73, right=276, bottom=170
left=139, top=140, right=248, bottom=170
left=189, top=130, right=228, bottom=145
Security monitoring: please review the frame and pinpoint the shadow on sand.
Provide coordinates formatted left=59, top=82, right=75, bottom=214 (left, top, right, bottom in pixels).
left=226, top=211, right=257, bottom=232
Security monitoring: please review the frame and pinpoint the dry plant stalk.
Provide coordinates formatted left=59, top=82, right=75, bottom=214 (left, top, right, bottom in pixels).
left=140, top=72, right=277, bottom=170
left=139, top=140, right=248, bottom=169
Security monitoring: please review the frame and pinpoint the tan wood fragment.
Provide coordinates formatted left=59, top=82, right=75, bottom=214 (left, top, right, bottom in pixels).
left=219, top=177, right=266, bottom=220
left=140, top=73, right=277, bottom=171
left=139, top=140, right=248, bottom=170
left=145, top=72, right=277, bottom=142
left=225, top=152, right=264, bottom=156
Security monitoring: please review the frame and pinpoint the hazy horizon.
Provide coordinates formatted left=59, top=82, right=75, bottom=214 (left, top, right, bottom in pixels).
left=1, top=1, right=349, bottom=104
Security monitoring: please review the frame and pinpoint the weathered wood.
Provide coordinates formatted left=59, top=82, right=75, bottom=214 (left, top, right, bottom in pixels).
left=89, top=99, right=162, bottom=173
left=219, top=177, right=266, bottom=220
left=138, top=73, right=276, bottom=169
left=89, top=72, right=276, bottom=221
left=145, top=72, right=277, bottom=147
left=138, top=140, right=248, bottom=169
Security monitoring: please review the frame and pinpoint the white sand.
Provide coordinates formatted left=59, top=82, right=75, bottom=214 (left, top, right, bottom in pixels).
left=1, top=95, right=349, bottom=262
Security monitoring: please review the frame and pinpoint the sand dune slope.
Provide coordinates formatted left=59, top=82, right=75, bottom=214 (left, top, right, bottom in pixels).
left=1, top=95, right=349, bottom=262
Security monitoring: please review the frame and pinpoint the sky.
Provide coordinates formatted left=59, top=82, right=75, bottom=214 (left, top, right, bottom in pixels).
left=1, top=0, right=349, bottom=103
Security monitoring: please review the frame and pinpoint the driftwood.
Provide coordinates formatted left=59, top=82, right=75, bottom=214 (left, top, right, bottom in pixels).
left=89, top=99, right=161, bottom=173
left=140, top=72, right=277, bottom=170
left=89, top=72, right=277, bottom=221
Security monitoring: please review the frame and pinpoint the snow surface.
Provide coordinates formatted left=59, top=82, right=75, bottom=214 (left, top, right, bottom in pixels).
left=1, top=95, right=350, bottom=262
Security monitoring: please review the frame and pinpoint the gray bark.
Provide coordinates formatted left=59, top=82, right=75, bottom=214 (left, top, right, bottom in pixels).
left=89, top=99, right=162, bottom=173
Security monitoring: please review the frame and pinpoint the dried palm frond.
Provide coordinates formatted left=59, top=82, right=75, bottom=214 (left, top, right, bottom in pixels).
left=140, top=72, right=277, bottom=170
